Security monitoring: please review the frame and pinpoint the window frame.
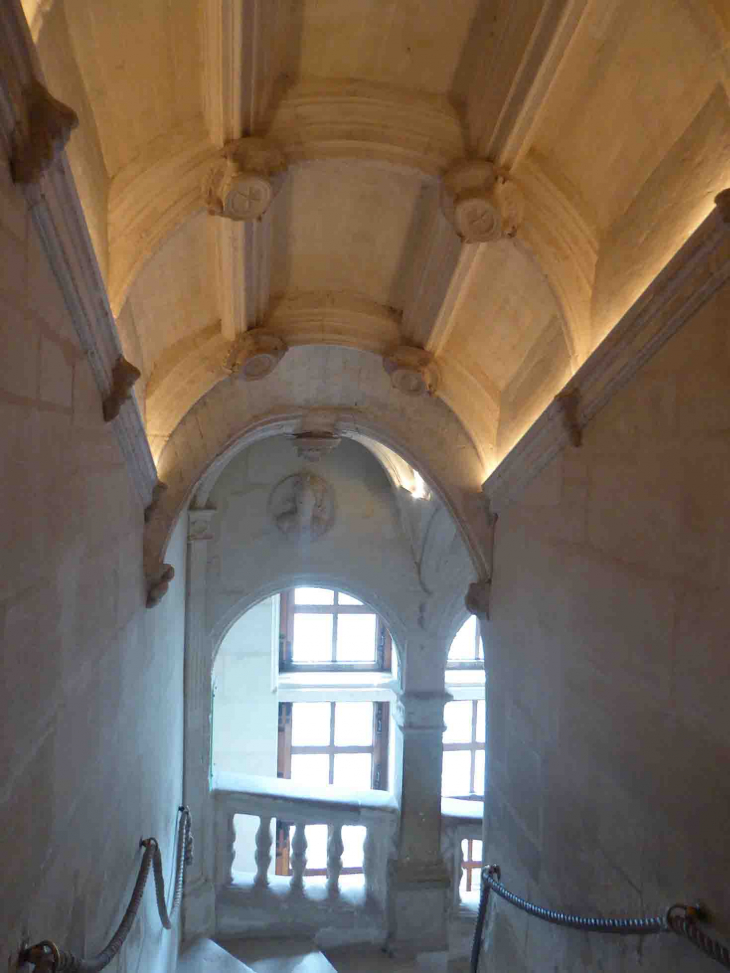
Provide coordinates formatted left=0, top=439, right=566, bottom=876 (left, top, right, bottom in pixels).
left=442, top=698, right=485, bottom=800
left=279, top=588, right=393, bottom=673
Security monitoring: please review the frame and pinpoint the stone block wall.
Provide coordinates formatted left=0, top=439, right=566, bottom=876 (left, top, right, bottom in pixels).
left=0, top=151, right=186, bottom=973
left=482, top=276, right=730, bottom=971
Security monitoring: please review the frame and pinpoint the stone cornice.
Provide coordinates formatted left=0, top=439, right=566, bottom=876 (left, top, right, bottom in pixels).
left=0, top=0, right=157, bottom=506
left=483, top=197, right=730, bottom=513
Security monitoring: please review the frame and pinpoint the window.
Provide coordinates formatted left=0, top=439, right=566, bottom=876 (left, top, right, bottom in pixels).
left=442, top=616, right=486, bottom=798
left=460, top=838, right=483, bottom=896
left=275, top=586, right=393, bottom=880
left=279, top=587, right=392, bottom=671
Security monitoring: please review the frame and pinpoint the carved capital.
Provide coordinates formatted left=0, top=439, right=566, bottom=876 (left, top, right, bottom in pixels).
left=144, top=480, right=168, bottom=524
left=188, top=507, right=217, bottom=542
left=465, top=579, right=491, bottom=620
left=383, top=346, right=439, bottom=396
left=225, top=331, right=288, bottom=380
left=555, top=387, right=582, bottom=447
left=146, top=563, right=175, bottom=609
left=394, top=692, right=451, bottom=732
left=715, top=189, right=730, bottom=224
left=103, top=356, right=141, bottom=422
left=11, top=80, right=78, bottom=185
left=204, top=137, right=286, bottom=221
left=441, top=160, right=523, bottom=242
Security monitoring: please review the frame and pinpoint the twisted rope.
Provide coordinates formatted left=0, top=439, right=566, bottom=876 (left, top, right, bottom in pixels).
left=471, top=866, right=730, bottom=972
left=22, top=807, right=193, bottom=973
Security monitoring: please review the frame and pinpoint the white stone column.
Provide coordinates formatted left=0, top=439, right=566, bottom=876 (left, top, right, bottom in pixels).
left=182, top=506, right=217, bottom=939
left=388, top=685, right=452, bottom=963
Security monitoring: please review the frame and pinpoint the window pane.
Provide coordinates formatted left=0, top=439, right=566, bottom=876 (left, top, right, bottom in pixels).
left=474, top=749, right=486, bottom=796
left=442, top=749, right=472, bottom=796
left=334, top=702, right=373, bottom=747
left=336, top=613, right=377, bottom=662
left=291, top=702, right=331, bottom=746
left=292, top=613, right=333, bottom=662
left=449, top=616, right=478, bottom=660
left=304, top=824, right=328, bottom=870
left=443, top=701, right=474, bottom=744
left=472, top=839, right=483, bottom=861
left=477, top=634, right=484, bottom=660
left=333, top=752, right=372, bottom=789
left=294, top=587, right=335, bottom=605
left=341, top=825, right=366, bottom=869
left=338, top=592, right=363, bottom=605
left=476, top=700, right=486, bottom=744
left=291, top=753, right=330, bottom=786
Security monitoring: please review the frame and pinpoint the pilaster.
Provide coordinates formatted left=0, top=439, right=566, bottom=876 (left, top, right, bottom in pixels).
left=182, top=507, right=217, bottom=940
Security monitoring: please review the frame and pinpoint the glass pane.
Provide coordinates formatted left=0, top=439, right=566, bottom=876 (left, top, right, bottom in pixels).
left=443, top=701, right=474, bottom=744
left=334, top=702, right=373, bottom=747
left=333, top=752, right=372, bottom=789
left=341, top=825, right=366, bottom=868
left=474, top=749, right=486, bottom=796
left=291, top=702, right=331, bottom=746
left=338, top=592, right=363, bottom=605
left=305, top=824, right=328, bottom=870
left=442, top=750, right=472, bottom=796
left=476, top=700, right=486, bottom=744
left=445, top=668, right=485, bottom=686
left=449, top=616, right=478, bottom=660
left=472, top=839, right=483, bottom=862
left=294, top=587, right=335, bottom=605
left=291, top=753, right=330, bottom=786
left=477, top=634, right=484, bottom=660
left=292, top=613, right=333, bottom=662
left=336, top=613, right=377, bottom=662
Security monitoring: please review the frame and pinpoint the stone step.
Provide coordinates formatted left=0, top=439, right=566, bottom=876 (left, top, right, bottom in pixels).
left=178, top=938, right=255, bottom=973
left=217, top=938, right=338, bottom=973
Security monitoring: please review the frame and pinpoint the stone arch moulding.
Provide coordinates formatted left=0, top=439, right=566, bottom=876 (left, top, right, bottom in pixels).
left=144, top=396, right=493, bottom=586
left=210, top=572, right=408, bottom=669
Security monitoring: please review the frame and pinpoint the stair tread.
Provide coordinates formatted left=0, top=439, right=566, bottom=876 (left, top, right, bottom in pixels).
left=217, top=938, right=337, bottom=973
left=178, top=938, right=255, bottom=973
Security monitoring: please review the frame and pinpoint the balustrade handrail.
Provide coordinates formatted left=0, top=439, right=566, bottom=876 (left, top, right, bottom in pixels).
left=441, top=797, right=483, bottom=828
left=213, top=772, right=398, bottom=822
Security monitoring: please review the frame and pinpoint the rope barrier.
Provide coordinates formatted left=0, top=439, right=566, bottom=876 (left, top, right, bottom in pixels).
left=470, top=865, right=730, bottom=972
left=20, top=807, right=192, bottom=973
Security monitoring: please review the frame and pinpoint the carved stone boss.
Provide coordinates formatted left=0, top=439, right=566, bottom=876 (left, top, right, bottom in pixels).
left=225, top=331, right=288, bottom=381
left=204, top=137, right=287, bottom=221
left=441, top=160, right=523, bottom=243
left=383, top=346, right=439, bottom=396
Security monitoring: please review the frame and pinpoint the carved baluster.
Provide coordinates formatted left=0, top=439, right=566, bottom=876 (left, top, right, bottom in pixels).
left=363, top=824, right=377, bottom=902
left=254, top=816, right=272, bottom=888
left=326, top=825, right=345, bottom=896
left=456, top=837, right=466, bottom=908
left=290, top=823, right=308, bottom=891
left=222, top=812, right=236, bottom=886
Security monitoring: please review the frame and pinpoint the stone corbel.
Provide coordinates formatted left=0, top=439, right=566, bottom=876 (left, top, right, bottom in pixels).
left=146, top=563, right=175, bottom=609
left=102, top=356, right=141, bottom=422
left=441, top=160, right=524, bottom=243
left=225, top=331, right=288, bottom=380
left=204, top=137, right=287, bottom=221
left=715, top=189, right=730, bottom=224
left=11, top=80, right=78, bottom=185
left=465, top=579, right=491, bottom=620
left=144, top=480, right=168, bottom=524
left=383, top=346, right=439, bottom=396
left=555, top=386, right=582, bottom=447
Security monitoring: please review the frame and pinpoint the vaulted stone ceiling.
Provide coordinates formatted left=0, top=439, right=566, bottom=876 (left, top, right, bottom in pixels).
left=26, top=0, right=730, bottom=490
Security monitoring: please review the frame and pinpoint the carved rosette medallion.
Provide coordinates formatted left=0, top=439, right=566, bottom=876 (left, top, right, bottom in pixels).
left=225, top=331, right=288, bottom=381
left=441, top=160, right=523, bottom=243
left=383, top=346, right=439, bottom=396
left=269, top=472, right=335, bottom=541
left=204, top=137, right=287, bottom=221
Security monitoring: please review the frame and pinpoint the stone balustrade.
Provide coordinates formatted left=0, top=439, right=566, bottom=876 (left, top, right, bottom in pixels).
left=440, top=798, right=484, bottom=911
left=211, top=772, right=398, bottom=943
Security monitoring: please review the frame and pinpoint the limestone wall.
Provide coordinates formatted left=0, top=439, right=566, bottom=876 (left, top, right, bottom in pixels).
left=0, top=152, right=185, bottom=973
left=482, top=276, right=730, bottom=970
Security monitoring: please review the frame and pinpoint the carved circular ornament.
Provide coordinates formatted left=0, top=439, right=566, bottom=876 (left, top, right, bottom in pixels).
left=453, top=194, right=502, bottom=243
left=227, top=332, right=288, bottom=381
left=269, top=472, right=335, bottom=541
left=383, top=346, right=439, bottom=396
left=221, top=173, right=273, bottom=221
